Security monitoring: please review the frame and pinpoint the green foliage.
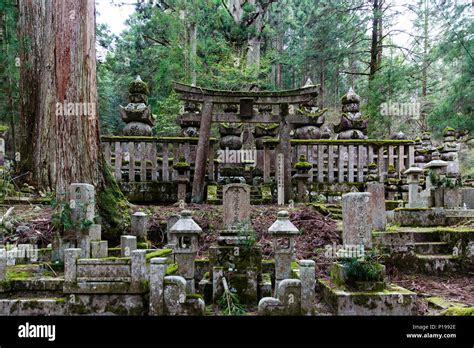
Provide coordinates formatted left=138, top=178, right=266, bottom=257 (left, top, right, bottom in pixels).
left=153, top=91, right=181, bottom=136
left=234, top=219, right=257, bottom=247
left=51, top=200, right=94, bottom=233
left=218, top=287, right=246, bottom=316
left=341, top=251, right=385, bottom=283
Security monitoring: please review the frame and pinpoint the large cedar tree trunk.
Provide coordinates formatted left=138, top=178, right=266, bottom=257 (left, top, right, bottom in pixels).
left=18, top=0, right=128, bottom=239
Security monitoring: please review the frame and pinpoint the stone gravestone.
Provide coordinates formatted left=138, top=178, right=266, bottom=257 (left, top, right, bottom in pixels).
left=222, top=184, right=251, bottom=228
left=69, top=183, right=95, bottom=258
left=342, top=192, right=373, bottom=249
left=210, top=183, right=261, bottom=306
left=366, top=182, right=386, bottom=231
left=69, top=183, right=95, bottom=224
left=276, top=153, right=285, bottom=205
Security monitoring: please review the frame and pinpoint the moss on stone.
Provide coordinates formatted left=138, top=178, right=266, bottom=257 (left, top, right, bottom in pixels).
left=85, top=257, right=131, bottom=262
left=145, top=249, right=172, bottom=261
left=166, top=263, right=179, bottom=275
left=256, top=123, right=279, bottom=130
left=129, top=77, right=150, bottom=95
left=296, top=107, right=327, bottom=117
left=6, top=270, right=32, bottom=280
left=220, top=122, right=243, bottom=129
left=443, top=127, right=456, bottom=134
left=394, top=207, right=431, bottom=212
left=439, top=306, right=474, bottom=316
left=294, top=155, right=312, bottom=170
left=186, top=293, right=203, bottom=300
left=207, top=185, right=218, bottom=202
left=137, top=241, right=151, bottom=249
left=260, top=184, right=272, bottom=202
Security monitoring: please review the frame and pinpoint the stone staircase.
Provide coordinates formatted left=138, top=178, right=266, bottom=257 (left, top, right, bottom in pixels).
left=411, top=231, right=458, bottom=273
left=0, top=265, right=67, bottom=315
left=373, top=226, right=474, bottom=274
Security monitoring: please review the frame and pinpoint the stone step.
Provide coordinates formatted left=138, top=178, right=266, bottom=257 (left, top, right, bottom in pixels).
left=409, top=231, right=443, bottom=243
left=415, top=254, right=459, bottom=274
left=413, top=242, right=451, bottom=255
left=0, top=298, right=68, bottom=315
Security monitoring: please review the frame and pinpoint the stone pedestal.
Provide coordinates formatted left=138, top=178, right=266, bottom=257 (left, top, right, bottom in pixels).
left=64, top=248, right=82, bottom=283
left=294, top=173, right=310, bottom=203
left=176, top=177, right=189, bottom=202
left=299, top=260, right=316, bottom=315
left=268, top=211, right=300, bottom=293
left=131, top=212, right=149, bottom=241
left=90, top=240, right=108, bottom=258
left=121, top=235, right=137, bottom=257
left=149, top=257, right=167, bottom=315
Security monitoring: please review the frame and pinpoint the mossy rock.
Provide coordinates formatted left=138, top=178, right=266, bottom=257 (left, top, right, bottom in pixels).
left=129, top=76, right=150, bottom=95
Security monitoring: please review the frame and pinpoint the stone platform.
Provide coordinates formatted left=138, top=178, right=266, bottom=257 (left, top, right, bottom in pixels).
left=318, top=278, right=416, bottom=315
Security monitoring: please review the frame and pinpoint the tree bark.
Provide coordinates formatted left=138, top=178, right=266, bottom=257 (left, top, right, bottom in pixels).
left=369, top=0, right=380, bottom=80
left=18, top=0, right=129, bottom=239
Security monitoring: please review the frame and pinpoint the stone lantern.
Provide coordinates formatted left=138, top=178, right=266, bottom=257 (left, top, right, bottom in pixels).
left=404, top=167, right=423, bottom=208
left=173, top=156, right=191, bottom=201
left=169, top=210, right=202, bottom=292
left=268, top=211, right=300, bottom=291
left=425, top=157, right=448, bottom=207
left=424, top=159, right=448, bottom=190
left=293, top=155, right=312, bottom=203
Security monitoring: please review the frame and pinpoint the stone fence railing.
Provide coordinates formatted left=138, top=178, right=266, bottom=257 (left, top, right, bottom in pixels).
left=263, top=139, right=415, bottom=184
left=101, top=136, right=415, bottom=186
left=101, top=136, right=218, bottom=183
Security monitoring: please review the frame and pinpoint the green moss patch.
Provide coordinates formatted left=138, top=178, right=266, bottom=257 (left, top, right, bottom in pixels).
left=439, top=307, right=474, bottom=316
left=145, top=249, right=172, bottom=261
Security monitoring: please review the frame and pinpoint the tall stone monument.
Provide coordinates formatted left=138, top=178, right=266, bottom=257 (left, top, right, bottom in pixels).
left=120, top=76, right=155, bottom=136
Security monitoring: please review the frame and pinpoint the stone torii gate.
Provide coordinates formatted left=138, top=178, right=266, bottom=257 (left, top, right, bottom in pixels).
left=173, top=82, right=320, bottom=203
